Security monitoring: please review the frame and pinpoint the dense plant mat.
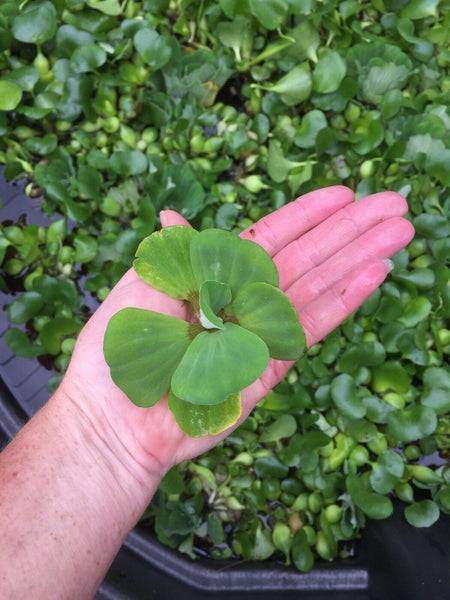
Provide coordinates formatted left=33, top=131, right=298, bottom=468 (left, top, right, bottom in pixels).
left=0, top=0, right=449, bottom=572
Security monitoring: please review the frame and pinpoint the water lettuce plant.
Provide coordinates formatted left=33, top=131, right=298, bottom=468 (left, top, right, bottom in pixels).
left=104, top=226, right=305, bottom=436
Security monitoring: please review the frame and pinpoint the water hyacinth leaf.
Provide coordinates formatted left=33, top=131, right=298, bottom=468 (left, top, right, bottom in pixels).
left=56, top=25, right=95, bottom=56
left=171, top=323, right=269, bottom=406
left=74, top=235, right=98, bottom=263
left=40, top=318, right=83, bottom=355
left=134, top=226, right=198, bottom=299
left=267, top=140, right=304, bottom=183
left=248, top=0, right=289, bottom=30
left=110, top=151, right=148, bottom=176
left=400, top=0, right=440, bottom=19
left=227, top=282, right=305, bottom=360
left=254, top=455, right=289, bottom=479
left=259, top=414, right=297, bottom=443
left=12, top=2, right=57, bottom=44
left=372, top=362, right=410, bottom=394
left=0, top=81, right=22, bottom=111
left=6, top=292, right=43, bottom=324
left=387, top=405, right=437, bottom=443
left=286, top=20, right=320, bottom=63
left=4, top=328, right=44, bottom=358
left=216, top=16, right=253, bottom=63
left=331, top=374, right=366, bottom=419
left=267, top=66, right=312, bottom=106
left=347, top=474, right=393, bottom=520
left=399, top=297, right=432, bottom=328
left=421, top=368, right=450, bottom=415
left=404, top=500, right=440, bottom=528
left=104, top=308, right=191, bottom=407
left=3, top=66, right=40, bottom=92
left=87, top=0, right=122, bottom=15
left=70, top=44, right=107, bottom=73
left=198, top=280, right=231, bottom=330
left=292, top=530, right=314, bottom=572
left=369, top=450, right=405, bottom=495
left=168, top=391, right=241, bottom=437
left=294, top=110, right=328, bottom=149
left=190, top=229, right=279, bottom=296
left=24, top=134, right=58, bottom=156
left=134, top=29, right=172, bottom=70
left=313, top=49, right=346, bottom=94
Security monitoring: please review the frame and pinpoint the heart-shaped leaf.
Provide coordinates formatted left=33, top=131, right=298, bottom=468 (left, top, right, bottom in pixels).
left=347, top=473, right=393, bottom=520
left=133, top=29, right=172, bottom=70
left=369, top=450, right=405, bottom=495
left=313, top=49, right=346, bottom=93
left=190, top=229, right=278, bottom=297
left=404, top=500, right=440, bottom=528
left=104, top=308, right=191, bottom=407
left=134, top=226, right=198, bottom=299
left=12, top=2, right=57, bottom=45
left=331, top=374, right=366, bottom=419
left=0, top=81, right=23, bottom=111
left=6, top=292, right=43, bottom=324
left=387, top=405, right=437, bottom=442
left=171, top=323, right=269, bottom=405
left=70, top=44, right=107, bottom=73
left=168, top=390, right=241, bottom=436
left=198, top=280, right=231, bottom=330
left=226, top=282, right=305, bottom=360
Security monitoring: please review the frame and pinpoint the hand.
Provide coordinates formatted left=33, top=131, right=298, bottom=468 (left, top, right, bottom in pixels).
left=60, top=186, right=414, bottom=486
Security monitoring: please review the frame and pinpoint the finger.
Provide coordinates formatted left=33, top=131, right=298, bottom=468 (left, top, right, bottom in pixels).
left=275, top=191, right=410, bottom=289
left=287, top=217, right=415, bottom=309
left=239, top=185, right=354, bottom=255
left=298, top=258, right=393, bottom=347
left=160, top=210, right=191, bottom=228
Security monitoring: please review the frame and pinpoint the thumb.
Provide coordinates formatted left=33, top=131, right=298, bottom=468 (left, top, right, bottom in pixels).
left=159, top=210, right=191, bottom=228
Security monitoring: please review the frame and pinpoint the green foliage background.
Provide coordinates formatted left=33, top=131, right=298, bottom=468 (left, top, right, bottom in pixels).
left=1, top=0, right=449, bottom=571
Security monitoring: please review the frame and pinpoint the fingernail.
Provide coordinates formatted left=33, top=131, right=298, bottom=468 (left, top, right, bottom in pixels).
left=159, top=210, right=168, bottom=227
left=382, top=258, right=394, bottom=272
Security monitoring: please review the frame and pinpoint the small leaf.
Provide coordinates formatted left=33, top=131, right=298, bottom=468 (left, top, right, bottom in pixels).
left=24, top=134, right=58, bottom=156
left=248, top=0, right=289, bottom=30
left=227, top=281, right=305, bottom=360
left=292, top=530, right=314, bottom=572
left=265, top=66, right=312, bottom=106
left=171, top=323, right=269, bottom=405
left=387, top=405, right=437, bottom=443
left=71, top=44, right=107, bottom=73
left=168, top=391, right=241, bottom=437
left=134, top=226, right=198, bottom=299
left=0, top=81, right=23, bottom=111
left=347, top=473, right=393, bottom=520
left=104, top=308, right=191, bottom=407
left=404, top=500, right=440, bottom=528
left=40, top=318, right=83, bottom=355
left=74, top=235, right=98, bottom=263
left=134, top=29, right=172, bottom=70
left=110, top=151, right=148, bottom=176
left=6, top=292, right=43, bottom=324
left=190, top=229, right=279, bottom=297
left=370, top=450, right=405, bottom=495
left=313, top=49, right=346, bottom=94
left=4, top=328, right=43, bottom=358
left=198, top=280, right=231, bottom=330
left=254, top=455, right=289, bottom=479
left=331, top=374, right=366, bottom=419
left=12, top=3, right=57, bottom=44
left=421, top=367, right=450, bottom=415
left=259, top=414, right=297, bottom=443
left=294, top=110, right=328, bottom=149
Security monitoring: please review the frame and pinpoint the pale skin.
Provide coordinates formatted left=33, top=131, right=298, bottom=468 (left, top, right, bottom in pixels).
left=0, top=186, right=414, bottom=599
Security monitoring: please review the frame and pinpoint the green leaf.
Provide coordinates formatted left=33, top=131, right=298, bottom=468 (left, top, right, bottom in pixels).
left=134, top=226, right=198, bottom=299
left=369, top=450, right=404, bottom=495
left=198, top=280, right=231, bottom=330
left=248, top=0, right=289, bottom=30
left=3, top=66, right=39, bottom=92
left=267, top=140, right=305, bottom=183
left=294, top=110, right=328, bottom=149
left=254, top=455, right=289, bottom=479
left=387, top=405, right=437, bottom=443
left=4, top=328, right=43, bottom=358
left=74, top=235, right=98, bottom=263
left=70, top=44, right=107, bottom=73
left=227, top=282, right=305, bottom=360
left=190, top=229, right=279, bottom=297
left=40, top=318, right=83, bottom=355
left=404, top=500, right=440, bottom=528
left=104, top=308, right=191, bottom=407
left=12, top=2, right=57, bottom=44
left=56, top=25, right=95, bottom=57
left=292, top=530, right=314, bottom=572
left=259, top=414, right=297, bottom=443
left=216, top=16, right=253, bottom=62
left=313, top=49, right=346, bottom=94
left=24, top=134, right=58, bottom=156
left=159, top=467, right=185, bottom=495
left=134, top=29, right=172, bottom=70
left=400, top=0, right=440, bottom=19
left=168, top=390, right=241, bottom=437
left=331, top=374, right=366, bottom=419
left=265, top=66, right=312, bottom=106
left=372, top=362, right=411, bottom=394
left=110, top=151, right=148, bottom=176
left=421, top=368, right=450, bottom=415
left=347, top=473, right=393, bottom=520
left=171, top=323, right=269, bottom=405
left=6, top=292, right=43, bottom=324
left=87, top=0, right=122, bottom=15
left=0, top=81, right=23, bottom=111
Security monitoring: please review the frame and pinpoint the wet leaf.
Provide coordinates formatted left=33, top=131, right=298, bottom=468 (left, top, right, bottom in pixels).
left=387, top=405, right=437, bottom=443
left=404, top=500, right=439, bottom=527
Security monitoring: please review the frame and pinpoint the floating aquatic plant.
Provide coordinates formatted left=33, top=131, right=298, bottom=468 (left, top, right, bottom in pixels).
left=104, top=226, right=305, bottom=436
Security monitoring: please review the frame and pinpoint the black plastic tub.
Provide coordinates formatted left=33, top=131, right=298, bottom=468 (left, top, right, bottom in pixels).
left=1, top=173, right=449, bottom=600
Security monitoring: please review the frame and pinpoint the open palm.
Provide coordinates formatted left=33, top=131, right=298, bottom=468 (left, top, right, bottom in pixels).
left=61, top=186, right=414, bottom=479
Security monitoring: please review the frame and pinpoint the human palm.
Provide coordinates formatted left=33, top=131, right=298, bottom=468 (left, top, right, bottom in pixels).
left=62, top=186, right=414, bottom=478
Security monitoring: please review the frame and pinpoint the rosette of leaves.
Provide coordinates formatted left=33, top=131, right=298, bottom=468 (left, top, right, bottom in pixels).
left=104, top=226, right=305, bottom=437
